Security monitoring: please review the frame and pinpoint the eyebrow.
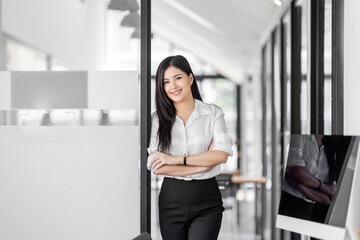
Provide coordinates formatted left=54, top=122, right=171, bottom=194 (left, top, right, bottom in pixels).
left=163, top=74, right=182, bottom=81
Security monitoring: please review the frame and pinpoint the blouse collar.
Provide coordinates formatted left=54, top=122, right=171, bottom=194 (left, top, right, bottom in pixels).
left=193, top=99, right=212, bottom=120
left=176, top=99, right=212, bottom=128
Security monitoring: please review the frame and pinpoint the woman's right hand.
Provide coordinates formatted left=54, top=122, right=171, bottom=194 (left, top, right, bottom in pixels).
left=322, top=183, right=336, bottom=201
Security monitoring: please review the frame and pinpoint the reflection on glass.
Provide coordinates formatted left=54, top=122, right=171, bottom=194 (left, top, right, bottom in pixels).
left=279, top=134, right=358, bottom=227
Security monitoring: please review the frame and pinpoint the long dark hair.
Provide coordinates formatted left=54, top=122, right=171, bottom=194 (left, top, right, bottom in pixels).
left=155, top=55, right=202, bottom=152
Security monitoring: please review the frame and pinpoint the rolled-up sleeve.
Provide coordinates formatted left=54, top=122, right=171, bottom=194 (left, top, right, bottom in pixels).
left=286, top=134, right=306, bottom=169
left=212, top=107, right=233, bottom=156
left=147, top=112, right=159, bottom=170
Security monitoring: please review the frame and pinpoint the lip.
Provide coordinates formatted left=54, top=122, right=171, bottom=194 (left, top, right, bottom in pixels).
left=171, top=89, right=182, bottom=96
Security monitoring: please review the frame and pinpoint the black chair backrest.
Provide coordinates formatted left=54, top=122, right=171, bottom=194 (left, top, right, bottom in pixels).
left=132, top=232, right=152, bottom=240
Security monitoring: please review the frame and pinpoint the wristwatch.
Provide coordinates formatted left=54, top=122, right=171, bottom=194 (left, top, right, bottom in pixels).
left=183, top=154, right=188, bottom=165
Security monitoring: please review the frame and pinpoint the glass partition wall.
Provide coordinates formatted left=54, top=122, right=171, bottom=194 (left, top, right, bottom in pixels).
left=0, top=0, right=144, bottom=239
left=0, top=71, right=141, bottom=240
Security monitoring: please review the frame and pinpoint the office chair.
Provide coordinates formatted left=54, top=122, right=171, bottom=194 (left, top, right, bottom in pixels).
left=132, top=232, right=152, bottom=240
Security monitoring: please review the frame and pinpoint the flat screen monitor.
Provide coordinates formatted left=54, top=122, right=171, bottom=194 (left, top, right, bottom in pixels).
left=276, top=135, right=360, bottom=240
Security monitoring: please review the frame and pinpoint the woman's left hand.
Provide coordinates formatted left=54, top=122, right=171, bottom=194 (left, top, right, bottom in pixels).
left=149, top=151, right=180, bottom=170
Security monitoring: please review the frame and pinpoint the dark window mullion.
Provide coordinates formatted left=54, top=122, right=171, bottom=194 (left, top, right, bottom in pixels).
left=291, top=2, right=302, bottom=134
left=310, top=0, right=325, bottom=134
left=140, top=0, right=151, bottom=234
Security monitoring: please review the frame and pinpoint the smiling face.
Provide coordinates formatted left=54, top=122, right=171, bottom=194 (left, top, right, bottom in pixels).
left=163, top=66, right=194, bottom=103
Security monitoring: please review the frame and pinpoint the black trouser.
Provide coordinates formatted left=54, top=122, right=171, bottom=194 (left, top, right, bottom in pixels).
left=278, top=191, right=315, bottom=221
left=158, top=177, right=224, bottom=240
left=278, top=191, right=329, bottom=223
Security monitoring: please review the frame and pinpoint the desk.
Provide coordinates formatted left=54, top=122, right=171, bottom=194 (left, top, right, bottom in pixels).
left=231, top=176, right=267, bottom=184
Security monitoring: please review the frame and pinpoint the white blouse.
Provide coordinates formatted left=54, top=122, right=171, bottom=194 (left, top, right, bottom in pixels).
left=147, top=99, right=233, bottom=180
left=283, top=135, right=329, bottom=202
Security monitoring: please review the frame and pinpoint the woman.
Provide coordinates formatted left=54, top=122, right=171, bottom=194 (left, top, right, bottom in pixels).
left=147, top=55, right=233, bottom=240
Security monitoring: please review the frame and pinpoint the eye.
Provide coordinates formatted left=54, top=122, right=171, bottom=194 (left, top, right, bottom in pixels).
left=163, top=80, right=169, bottom=85
left=175, top=77, right=182, bottom=80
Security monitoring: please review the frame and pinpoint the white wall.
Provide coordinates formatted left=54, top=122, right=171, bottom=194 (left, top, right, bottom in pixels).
left=2, top=0, right=106, bottom=70
left=344, top=0, right=360, bottom=135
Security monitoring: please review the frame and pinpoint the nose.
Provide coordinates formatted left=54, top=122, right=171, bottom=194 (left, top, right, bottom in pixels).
left=170, top=80, right=176, bottom=89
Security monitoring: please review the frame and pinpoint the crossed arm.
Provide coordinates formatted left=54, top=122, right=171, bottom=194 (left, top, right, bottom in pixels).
left=149, top=140, right=229, bottom=176
left=286, top=166, right=335, bottom=205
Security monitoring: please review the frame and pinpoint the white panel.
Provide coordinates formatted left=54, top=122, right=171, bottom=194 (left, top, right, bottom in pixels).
left=0, top=72, right=11, bottom=109
left=344, top=0, right=360, bottom=135
left=88, top=71, right=139, bottom=110
left=347, top=146, right=360, bottom=239
left=276, top=215, right=345, bottom=240
left=0, top=126, right=139, bottom=240
left=11, top=71, right=88, bottom=109
left=327, top=138, right=359, bottom=228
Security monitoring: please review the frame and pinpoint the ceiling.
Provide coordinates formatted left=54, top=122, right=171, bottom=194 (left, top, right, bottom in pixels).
left=152, top=0, right=281, bottom=84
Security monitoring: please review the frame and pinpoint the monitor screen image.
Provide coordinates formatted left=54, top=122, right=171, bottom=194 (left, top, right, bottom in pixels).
left=276, top=135, right=360, bottom=239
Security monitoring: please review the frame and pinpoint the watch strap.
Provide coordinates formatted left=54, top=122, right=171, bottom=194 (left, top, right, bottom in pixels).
left=183, top=154, right=188, bottom=165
